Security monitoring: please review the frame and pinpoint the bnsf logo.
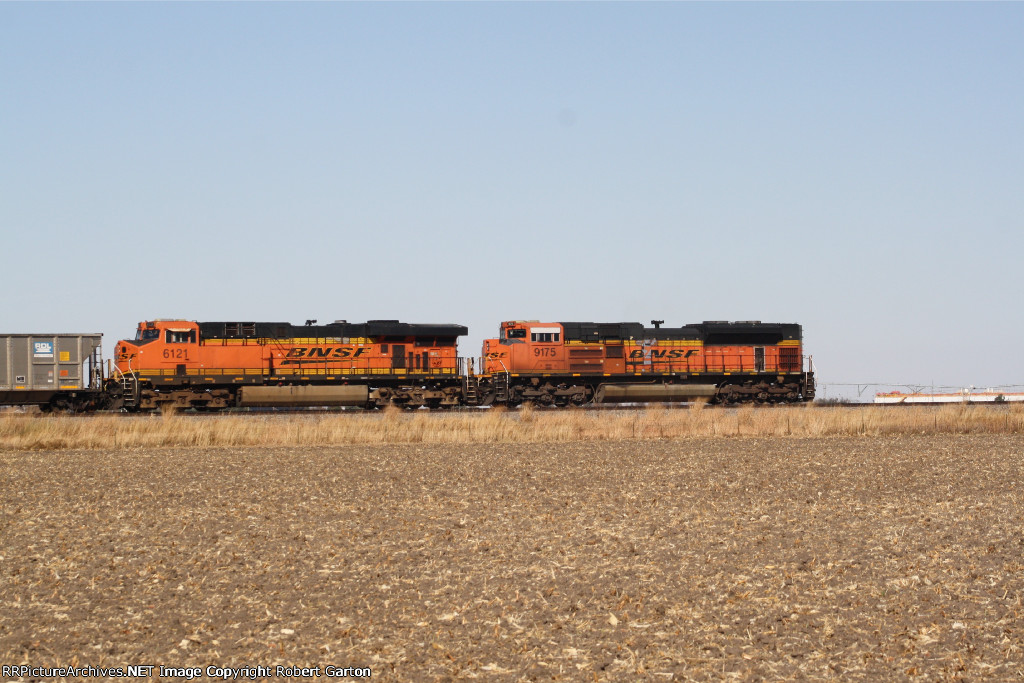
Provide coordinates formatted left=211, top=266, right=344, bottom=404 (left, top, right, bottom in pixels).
left=629, top=349, right=697, bottom=359
left=281, top=347, right=369, bottom=364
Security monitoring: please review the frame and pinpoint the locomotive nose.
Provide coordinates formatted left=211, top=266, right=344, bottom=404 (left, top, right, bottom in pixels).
left=116, top=342, right=137, bottom=362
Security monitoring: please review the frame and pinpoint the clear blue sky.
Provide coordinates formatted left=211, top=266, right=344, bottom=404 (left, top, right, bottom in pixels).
left=2, top=3, right=1022, bottom=399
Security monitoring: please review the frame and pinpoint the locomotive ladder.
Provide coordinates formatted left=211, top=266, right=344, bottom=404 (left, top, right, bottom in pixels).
left=120, top=375, right=138, bottom=408
left=462, top=375, right=480, bottom=405
left=494, top=371, right=510, bottom=403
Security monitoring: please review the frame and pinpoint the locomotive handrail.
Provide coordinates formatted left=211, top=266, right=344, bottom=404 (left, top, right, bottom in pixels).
left=111, top=357, right=137, bottom=381
left=623, top=353, right=804, bottom=375
left=458, top=357, right=476, bottom=377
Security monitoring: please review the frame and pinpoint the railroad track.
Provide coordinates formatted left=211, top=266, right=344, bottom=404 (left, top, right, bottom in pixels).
left=5, top=400, right=1019, bottom=418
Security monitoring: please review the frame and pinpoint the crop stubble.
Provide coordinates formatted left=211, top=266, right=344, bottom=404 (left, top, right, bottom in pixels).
left=1, top=436, right=1022, bottom=680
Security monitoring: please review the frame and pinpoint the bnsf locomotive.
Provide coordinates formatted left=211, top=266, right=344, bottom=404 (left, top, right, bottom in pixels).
left=111, top=319, right=468, bottom=411
left=480, top=320, right=813, bottom=407
left=1, top=317, right=814, bottom=411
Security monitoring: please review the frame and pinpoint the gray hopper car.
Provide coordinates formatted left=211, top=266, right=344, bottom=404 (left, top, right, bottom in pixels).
left=0, top=334, right=107, bottom=411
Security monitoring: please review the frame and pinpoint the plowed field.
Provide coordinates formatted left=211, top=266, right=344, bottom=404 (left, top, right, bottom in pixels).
left=2, top=436, right=1022, bottom=680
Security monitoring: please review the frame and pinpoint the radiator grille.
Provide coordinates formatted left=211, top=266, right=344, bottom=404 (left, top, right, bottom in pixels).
left=779, top=347, right=800, bottom=372
left=570, top=363, right=602, bottom=373
left=569, top=349, right=604, bottom=359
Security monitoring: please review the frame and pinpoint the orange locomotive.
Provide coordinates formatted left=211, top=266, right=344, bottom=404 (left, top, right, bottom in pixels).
left=107, top=317, right=813, bottom=411
left=478, top=320, right=814, bottom=406
left=112, top=319, right=467, bottom=410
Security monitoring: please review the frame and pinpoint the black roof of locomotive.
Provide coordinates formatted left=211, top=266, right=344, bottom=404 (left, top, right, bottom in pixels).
left=198, top=320, right=468, bottom=341
left=558, top=321, right=802, bottom=344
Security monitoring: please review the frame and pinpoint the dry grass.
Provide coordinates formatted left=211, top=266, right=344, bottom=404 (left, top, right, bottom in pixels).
left=1, top=403, right=1023, bottom=451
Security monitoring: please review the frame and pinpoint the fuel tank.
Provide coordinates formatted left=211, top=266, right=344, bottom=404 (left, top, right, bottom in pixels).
left=595, top=383, right=717, bottom=403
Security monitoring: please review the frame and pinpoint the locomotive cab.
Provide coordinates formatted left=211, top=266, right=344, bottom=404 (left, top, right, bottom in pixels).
left=483, top=321, right=567, bottom=374
left=115, top=320, right=199, bottom=377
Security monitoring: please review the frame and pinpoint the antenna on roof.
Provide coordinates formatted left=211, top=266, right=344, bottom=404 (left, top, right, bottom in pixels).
left=651, top=320, right=664, bottom=329
left=305, top=319, right=317, bottom=326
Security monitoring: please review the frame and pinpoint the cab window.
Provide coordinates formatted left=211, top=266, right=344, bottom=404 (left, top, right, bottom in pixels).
left=507, top=328, right=526, bottom=339
left=166, top=330, right=196, bottom=343
left=530, top=332, right=559, bottom=342
left=136, top=329, right=160, bottom=341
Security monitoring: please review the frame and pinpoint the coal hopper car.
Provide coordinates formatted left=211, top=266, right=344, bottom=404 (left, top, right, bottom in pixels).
left=0, top=333, right=108, bottom=412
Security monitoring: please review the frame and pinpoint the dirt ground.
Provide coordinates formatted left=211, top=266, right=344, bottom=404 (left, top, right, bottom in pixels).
left=2, top=436, right=1023, bottom=681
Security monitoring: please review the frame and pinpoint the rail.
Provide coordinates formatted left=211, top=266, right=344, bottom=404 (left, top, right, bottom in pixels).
left=28, top=399, right=1023, bottom=418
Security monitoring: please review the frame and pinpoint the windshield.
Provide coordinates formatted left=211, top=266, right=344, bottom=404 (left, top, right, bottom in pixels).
left=135, top=328, right=160, bottom=341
